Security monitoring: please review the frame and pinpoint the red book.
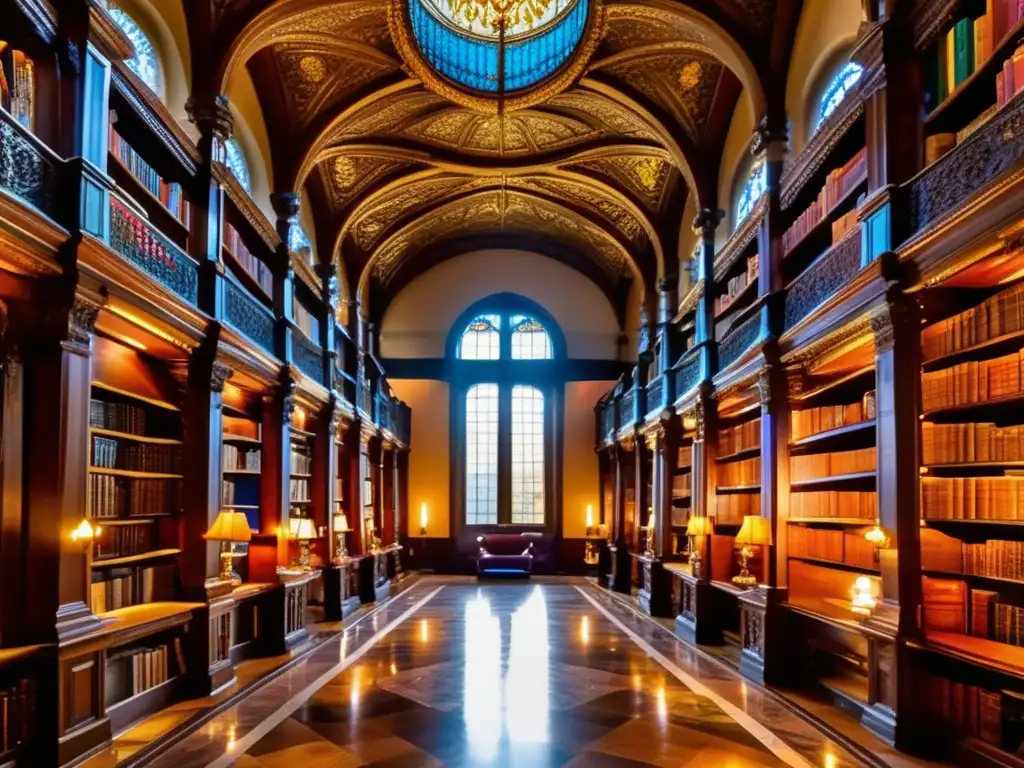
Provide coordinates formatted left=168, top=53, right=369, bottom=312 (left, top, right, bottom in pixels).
left=922, top=576, right=968, bottom=633
left=1006, top=57, right=1017, bottom=102
left=998, top=71, right=1007, bottom=105
left=1014, top=45, right=1024, bottom=97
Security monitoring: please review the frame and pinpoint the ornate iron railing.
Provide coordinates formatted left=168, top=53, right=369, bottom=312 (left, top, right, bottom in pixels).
left=225, top=280, right=275, bottom=354
left=910, top=92, right=1024, bottom=232
left=673, top=347, right=703, bottom=401
left=376, top=391, right=392, bottom=433
left=293, top=331, right=324, bottom=386
left=109, top=198, right=198, bottom=304
left=0, top=110, right=58, bottom=218
left=717, top=310, right=764, bottom=372
left=619, top=386, right=637, bottom=430
left=358, top=377, right=374, bottom=416
left=783, top=229, right=863, bottom=332
left=598, top=399, right=616, bottom=440
left=393, top=400, right=411, bottom=445
left=645, top=374, right=667, bottom=417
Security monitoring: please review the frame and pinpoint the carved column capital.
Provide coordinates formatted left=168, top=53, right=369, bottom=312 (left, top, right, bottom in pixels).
left=756, top=368, right=773, bottom=405
left=210, top=361, right=233, bottom=393
left=871, top=306, right=895, bottom=353
left=692, top=207, right=724, bottom=241
left=786, top=369, right=805, bottom=399
left=751, top=117, right=788, bottom=161
left=186, top=94, right=233, bottom=142
left=65, top=294, right=102, bottom=352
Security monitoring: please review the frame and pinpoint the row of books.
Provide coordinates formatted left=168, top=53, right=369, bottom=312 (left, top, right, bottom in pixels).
left=714, top=254, right=759, bottom=317
left=787, top=523, right=876, bottom=570
left=221, top=479, right=258, bottom=507
left=224, top=222, right=274, bottom=297
left=790, top=490, right=876, bottom=519
left=0, top=46, right=35, bottom=132
left=925, top=103, right=1003, bottom=164
left=106, top=643, right=177, bottom=708
left=90, top=563, right=175, bottom=613
left=289, top=447, right=312, bottom=475
left=670, top=506, right=690, bottom=528
left=90, top=398, right=148, bottom=435
left=0, top=679, right=34, bottom=755
left=922, top=421, right=1024, bottom=464
left=93, top=524, right=155, bottom=561
left=671, top=473, right=691, bottom=499
left=290, top=477, right=310, bottom=502
left=677, top=448, right=692, bottom=470
left=996, top=43, right=1024, bottom=107
left=715, top=492, right=759, bottom=524
left=791, top=392, right=875, bottom=440
left=923, top=577, right=1024, bottom=653
left=913, top=674, right=1004, bottom=748
left=791, top=447, right=876, bottom=482
left=921, top=351, right=1024, bottom=412
left=781, top=148, right=866, bottom=257
left=718, top=417, right=760, bottom=456
left=109, top=130, right=190, bottom=225
left=293, top=298, right=321, bottom=345
left=922, top=475, right=1024, bottom=520
left=718, top=457, right=760, bottom=487
left=223, top=443, right=261, bottom=471
left=963, top=539, right=1024, bottom=581
left=922, top=281, right=1024, bottom=361
left=88, top=474, right=181, bottom=518
left=91, top=436, right=182, bottom=474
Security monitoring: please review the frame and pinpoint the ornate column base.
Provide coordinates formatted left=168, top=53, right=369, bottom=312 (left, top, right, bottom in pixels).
left=636, top=555, right=673, bottom=617
left=674, top=571, right=722, bottom=645
left=738, top=586, right=794, bottom=687
left=322, top=562, right=361, bottom=621
left=609, top=544, right=632, bottom=593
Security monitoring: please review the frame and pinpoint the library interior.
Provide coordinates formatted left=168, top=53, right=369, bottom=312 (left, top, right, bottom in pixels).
left=1, top=0, right=1024, bottom=765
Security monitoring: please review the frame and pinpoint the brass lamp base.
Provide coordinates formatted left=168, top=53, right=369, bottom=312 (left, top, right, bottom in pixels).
left=332, top=533, right=348, bottom=565
left=732, top=545, right=757, bottom=586
left=219, top=549, right=240, bottom=585
left=584, top=540, right=599, bottom=565
left=298, top=540, right=312, bottom=570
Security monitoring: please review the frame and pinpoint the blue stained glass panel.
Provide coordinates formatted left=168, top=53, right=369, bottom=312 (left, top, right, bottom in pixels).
left=816, top=62, right=863, bottom=132
left=224, top=138, right=252, bottom=195
left=109, top=8, right=163, bottom=99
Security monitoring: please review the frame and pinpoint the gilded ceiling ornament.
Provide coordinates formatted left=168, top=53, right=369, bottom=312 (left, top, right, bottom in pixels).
left=600, top=12, right=710, bottom=54
left=319, top=154, right=411, bottom=211
left=333, top=157, right=358, bottom=190
left=300, top=55, right=326, bottom=83
left=574, top=154, right=676, bottom=213
left=678, top=60, right=702, bottom=90
left=546, top=91, right=659, bottom=141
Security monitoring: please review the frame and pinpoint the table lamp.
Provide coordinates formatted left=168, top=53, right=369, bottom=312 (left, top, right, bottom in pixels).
left=290, top=517, right=317, bottom=569
left=205, top=510, right=252, bottom=584
left=733, top=515, right=770, bottom=587
left=685, top=516, right=713, bottom=576
left=333, top=512, right=351, bottom=563
left=645, top=513, right=656, bottom=557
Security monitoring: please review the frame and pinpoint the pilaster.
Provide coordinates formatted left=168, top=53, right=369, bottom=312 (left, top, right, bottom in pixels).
left=256, top=368, right=298, bottom=580
left=270, top=192, right=299, bottom=366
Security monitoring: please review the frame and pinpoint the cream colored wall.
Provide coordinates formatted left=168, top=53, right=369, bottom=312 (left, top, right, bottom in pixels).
left=380, top=250, right=622, bottom=360
left=677, top=194, right=699, bottom=298
left=226, top=67, right=276, bottom=223
left=389, top=379, right=451, bottom=538
left=786, top=0, right=865, bottom=153
left=563, top=381, right=615, bottom=538
left=717, top=89, right=757, bottom=244
left=299, top=183, right=317, bottom=262
left=624, top=279, right=642, bottom=362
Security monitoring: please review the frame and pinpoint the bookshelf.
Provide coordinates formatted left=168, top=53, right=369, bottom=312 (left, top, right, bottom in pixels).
left=0, top=43, right=36, bottom=134
left=714, top=412, right=761, bottom=528
left=88, top=337, right=184, bottom=611
left=222, top=392, right=263, bottom=536
left=223, top=221, right=274, bottom=302
left=667, top=431, right=695, bottom=559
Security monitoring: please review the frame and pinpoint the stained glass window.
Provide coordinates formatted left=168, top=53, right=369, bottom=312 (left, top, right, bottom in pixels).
left=224, top=138, right=252, bottom=195
left=109, top=8, right=163, bottom=98
left=290, top=224, right=313, bottom=265
left=511, top=315, right=552, bottom=360
left=511, top=385, right=545, bottom=524
left=409, top=0, right=588, bottom=93
left=466, top=384, right=499, bottom=525
left=816, top=62, right=863, bottom=132
left=735, top=156, right=767, bottom=228
left=458, top=314, right=501, bottom=360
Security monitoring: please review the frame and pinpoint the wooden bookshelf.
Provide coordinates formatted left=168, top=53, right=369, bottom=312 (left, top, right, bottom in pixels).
left=716, top=446, right=761, bottom=463
left=790, top=471, right=877, bottom=491
left=222, top=392, right=263, bottom=536
left=789, top=419, right=876, bottom=452
left=92, top=548, right=182, bottom=569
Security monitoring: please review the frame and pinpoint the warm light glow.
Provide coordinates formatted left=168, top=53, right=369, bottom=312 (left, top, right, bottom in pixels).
left=686, top=516, right=712, bottom=536
left=864, top=525, right=889, bottom=547
left=824, top=753, right=839, bottom=768
left=289, top=517, right=316, bottom=540
left=585, top=504, right=593, bottom=528
left=333, top=513, right=351, bottom=533
left=851, top=576, right=877, bottom=616
left=117, top=334, right=148, bottom=351
left=70, top=518, right=97, bottom=542
left=419, top=618, right=430, bottom=643
left=420, top=502, right=429, bottom=531
left=106, top=304, right=181, bottom=346
left=206, top=511, right=252, bottom=542
left=390, top=662, right=397, bottom=675
left=655, top=687, right=668, bottom=721
left=579, top=615, right=590, bottom=646
left=735, top=515, right=771, bottom=546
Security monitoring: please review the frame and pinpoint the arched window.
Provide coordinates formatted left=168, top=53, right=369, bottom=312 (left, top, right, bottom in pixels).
left=735, top=156, right=767, bottom=227
left=815, top=61, right=863, bottom=131
left=451, top=296, right=561, bottom=528
left=289, top=224, right=314, bottom=265
left=224, top=138, right=252, bottom=194
left=109, top=7, right=163, bottom=98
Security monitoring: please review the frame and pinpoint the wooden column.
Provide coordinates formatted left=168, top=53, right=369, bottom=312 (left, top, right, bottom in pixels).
left=256, top=370, right=297, bottom=579
left=382, top=445, right=395, bottom=546
left=862, top=296, right=923, bottom=747
left=0, top=346, right=25, bottom=648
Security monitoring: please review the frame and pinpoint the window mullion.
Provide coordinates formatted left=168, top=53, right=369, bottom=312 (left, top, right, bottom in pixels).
left=498, top=383, right=512, bottom=525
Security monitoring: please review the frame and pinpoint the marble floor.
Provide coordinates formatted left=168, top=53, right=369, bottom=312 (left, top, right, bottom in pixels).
left=139, top=579, right=934, bottom=767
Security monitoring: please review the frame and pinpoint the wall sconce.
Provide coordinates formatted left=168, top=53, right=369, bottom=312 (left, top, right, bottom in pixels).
left=851, top=575, right=877, bottom=616
left=864, top=523, right=889, bottom=564
left=70, top=518, right=99, bottom=546
left=420, top=502, right=428, bottom=536
left=584, top=504, right=601, bottom=565
left=333, top=512, right=350, bottom=563
left=733, top=515, right=771, bottom=587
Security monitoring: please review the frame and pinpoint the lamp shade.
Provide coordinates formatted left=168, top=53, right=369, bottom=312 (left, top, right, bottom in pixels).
left=291, top=517, right=317, bottom=541
left=735, top=515, right=771, bottom=546
left=686, top=516, right=713, bottom=536
left=333, top=513, right=351, bottom=533
left=205, top=511, right=252, bottom=543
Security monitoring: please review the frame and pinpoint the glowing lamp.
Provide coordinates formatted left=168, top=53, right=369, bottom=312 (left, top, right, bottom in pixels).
left=733, top=515, right=771, bottom=587
left=205, top=510, right=252, bottom=583
left=289, top=517, right=317, bottom=569
left=420, top=502, right=429, bottom=536
left=332, top=513, right=351, bottom=563
left=851, top=576, right=877, bottom=616
left=71, top=518, right=98, bottom=543
left=685, top=516, right=713, bottom=576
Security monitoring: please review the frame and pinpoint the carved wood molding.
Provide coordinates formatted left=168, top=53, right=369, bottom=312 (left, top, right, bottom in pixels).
left=217, top=166, right=282, bottom=252
left=871, top=305, right=894, bottom=353
left=89, top=4, right=135, bottom=62
left=714, top=196, right=765, bottom=282
left=780, top=311, right=873, bottom=369
left=911, top=0, right=962, bottom=51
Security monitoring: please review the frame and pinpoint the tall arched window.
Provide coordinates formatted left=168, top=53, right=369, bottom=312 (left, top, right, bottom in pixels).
left=224, top=138, right=252, bottom=194
left=735, top=156, right=766, bottom=228
left=451, top=295, right=561, bottom=528
left=289, top=224, right=314, bottom=265
left=815, top=61, right=863, bottom=132
left=109, top=7, right=164, bottom=98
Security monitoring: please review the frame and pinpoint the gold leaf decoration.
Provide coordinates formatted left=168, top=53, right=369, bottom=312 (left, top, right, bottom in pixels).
left=318, top=154, right=412, bottom=210
left=574, top=154, right=677, bottom=214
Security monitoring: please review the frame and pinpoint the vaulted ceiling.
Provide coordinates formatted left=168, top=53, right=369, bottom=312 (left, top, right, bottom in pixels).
left=193, top=0, right=803, bottom=322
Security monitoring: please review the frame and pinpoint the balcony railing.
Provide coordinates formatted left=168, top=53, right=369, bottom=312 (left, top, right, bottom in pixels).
left=393, top=400, right=411, bottom=445
left=673, top=347, right=703, bottom=402
left=376, top=391, right=392, bottom=433
left=109, top=198, right=198, bottom=304
left=358, top=377, right=374, bottom=417
left=293, top=331, right=324, bottom=386
left=645, top=374, right=667, bottom=418
left=225, top=280, right=275, bottom=355
left=909, top=91, right=1024, bottom=232
left=717, top=310, right=764, bottom=372
left=598, top=399, right=616, bottom=441
left=618, top=386, right=638, bottom=431
left=0, top=111, right=59, bottom=219
left=783, top=228, right=862, bottom=332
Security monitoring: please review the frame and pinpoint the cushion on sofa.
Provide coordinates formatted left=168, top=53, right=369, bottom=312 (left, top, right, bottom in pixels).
left=479, top=533, right=532, bottom=556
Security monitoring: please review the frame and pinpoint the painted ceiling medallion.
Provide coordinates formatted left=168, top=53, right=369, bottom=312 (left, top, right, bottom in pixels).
left=388, top=0, right=604, bottom=113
